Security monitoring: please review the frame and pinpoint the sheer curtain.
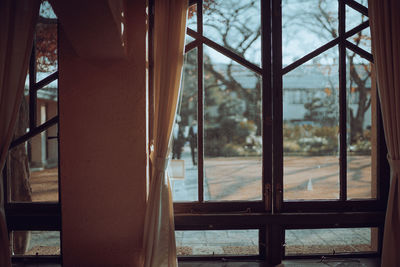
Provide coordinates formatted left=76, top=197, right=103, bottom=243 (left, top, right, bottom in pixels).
left=143, top=0, right=187, bottom=266
left=368, top=0, right=400, bottom=266
left=0, top=0, right=40, bottom=265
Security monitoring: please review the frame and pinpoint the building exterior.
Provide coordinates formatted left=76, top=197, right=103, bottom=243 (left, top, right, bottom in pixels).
left=24, top=72, right=58, bottom=169
left=206, top=62, right=372, bottom=127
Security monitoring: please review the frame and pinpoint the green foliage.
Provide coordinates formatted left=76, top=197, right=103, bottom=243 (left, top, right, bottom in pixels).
left=204, top=119, right=258, bottom=157
left=283, top=123, right=371, bottom=155
left=221, top=144, right=244, bottom=157
left=283, top=124, right=338, bottom=155
left=349, top=129, right=371, bottom=154
left=283, top=140, right=301, bottom=153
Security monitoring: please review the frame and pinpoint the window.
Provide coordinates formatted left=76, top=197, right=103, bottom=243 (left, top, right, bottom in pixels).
left=153, top=0, right=389, bottom=264
left=3, top=1, right=61, bottom=261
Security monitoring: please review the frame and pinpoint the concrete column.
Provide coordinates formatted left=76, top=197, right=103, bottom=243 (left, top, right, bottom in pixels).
left=58, top=1, right=147, bottom=265
left=46, top=101, right=58, bottom=168
left=29, top=101, right=45, bottom=168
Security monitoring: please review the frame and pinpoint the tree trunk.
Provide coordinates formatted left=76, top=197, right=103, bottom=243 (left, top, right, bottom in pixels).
left=350, top=112, right=364, bottom=144
left=8, top=96, right=31, bottom=254
left=349, top=62, right=370, bottom=145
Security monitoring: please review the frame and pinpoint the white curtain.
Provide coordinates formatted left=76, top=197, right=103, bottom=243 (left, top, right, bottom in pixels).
left=368, top=0, right=400, bottom=266
left=143, top=0, right=188, bottom=266
left=0, top=0, right=40, bottom=265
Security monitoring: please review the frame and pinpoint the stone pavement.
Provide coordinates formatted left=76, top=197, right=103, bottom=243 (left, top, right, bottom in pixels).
left=171, top=145, right=209, bottom=201
left=172, top=147, right=373, bottom=202
left=284, top=228, right=375, bottom=255
left=175, top=228, right=375, bottom=256
left=176, top=230, right=258, bottom=256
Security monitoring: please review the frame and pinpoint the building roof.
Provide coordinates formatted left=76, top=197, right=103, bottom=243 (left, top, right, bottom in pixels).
left=213, top=63, right=371, bottom=90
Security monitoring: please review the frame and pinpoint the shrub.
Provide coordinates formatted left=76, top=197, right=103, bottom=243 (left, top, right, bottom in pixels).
left=283, top=124, right=339, bottom=155
left=284, top=140, right=301, bottom=153
left=221, top=144, right=244, bottom=157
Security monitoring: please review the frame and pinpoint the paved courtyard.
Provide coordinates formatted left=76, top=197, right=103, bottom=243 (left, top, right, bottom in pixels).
left=22, top=144, right=375, bottom=256
left=171, top=145, right=374, bottom=202
left=172, top=144, right=375, bottom=256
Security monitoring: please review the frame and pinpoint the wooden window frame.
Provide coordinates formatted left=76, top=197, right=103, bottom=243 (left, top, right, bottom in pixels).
left=147, top=0, right=389, bottom=264
left=3, top=14, right=61, bottom=263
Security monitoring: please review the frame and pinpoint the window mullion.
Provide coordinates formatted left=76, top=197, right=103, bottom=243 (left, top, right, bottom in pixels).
left=261, top=0, right=273, bottom=213
left=339, top=0, right=347, bottom=201
left=197, top=0, right=204, bottom=203
left=29, top=42, right=37, bottom=131
left=268, top=0, right=284, bottom=264
left=272, top=0, right=283, bottom=213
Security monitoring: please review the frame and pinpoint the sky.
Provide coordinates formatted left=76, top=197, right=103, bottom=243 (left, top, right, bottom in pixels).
left=187, top=0, right=370, bottom=68
left=41, top=0, right=369, bottom=69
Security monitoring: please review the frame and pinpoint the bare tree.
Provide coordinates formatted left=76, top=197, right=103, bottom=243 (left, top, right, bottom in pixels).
left=284, top=0, right=371, bottom=144
left=202, top=0, right=262, bottom=134
left=180, top=0, right=262, bottom=156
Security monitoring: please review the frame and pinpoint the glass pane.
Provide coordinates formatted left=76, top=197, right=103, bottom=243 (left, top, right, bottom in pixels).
left=39, top=1, right=57, bottom=19
left=18, top=74, right=57, bottom=131
left=8, top=126, right=59, bottom=203
left=203, top=0, right=261, bottom=66
left=188, top=4, right=197, bottom=31
left=353, top=0, right=367, bottom=6
left=346, top=4, right=365, bottom=31
left=12, top=231, right=60, bottom=256
left=172, top=48, right=198, bottom=202
left=347, top=53, right=374, bottom=199
left=203, top=45, right=262, bottom=201
left=282, top=0, right=338, bottom=66
left=36, top=1, right=58, bottom=77
left=21, top=77, right=58, bottom=133
left=36, top=22, right=58, bottom=75
left=346, top=3, right=371, bottom=54
left=13, top=92, right=30, bottom=140
left=283, top=47, right=339, bottom=200
left=185, top=34, right=195, bottom=46
left=348, top=27, right=371, bottom=54
left=37, top=72, right=59, bottom=92
left=37, top=78, right=58, bottom=127
left=176, top=230, right=258, bottom=256
left=285, top=228, right=378, bottom=256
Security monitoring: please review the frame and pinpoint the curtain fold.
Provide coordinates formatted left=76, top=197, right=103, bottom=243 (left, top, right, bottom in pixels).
left=368, top=0, right=400, bottom=266
left=143, top=0, right=187, bottom=266
left=0, top=0, right=40, bottom=265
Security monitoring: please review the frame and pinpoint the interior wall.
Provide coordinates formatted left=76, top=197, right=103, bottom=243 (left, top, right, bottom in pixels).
left=58, top=1, right=147, bottom=265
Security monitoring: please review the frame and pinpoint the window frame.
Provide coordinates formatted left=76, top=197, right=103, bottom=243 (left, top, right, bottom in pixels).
left=147, top=0, right=390, bottom=264
left=3, top=13, right=61, bottom=262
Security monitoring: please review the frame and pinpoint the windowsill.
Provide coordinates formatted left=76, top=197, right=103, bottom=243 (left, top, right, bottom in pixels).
left=11, top=257, right=380, bottom=266
left=178, top=258, right=380, bottom=267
